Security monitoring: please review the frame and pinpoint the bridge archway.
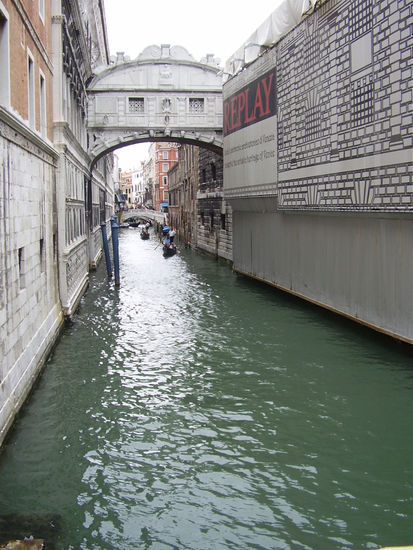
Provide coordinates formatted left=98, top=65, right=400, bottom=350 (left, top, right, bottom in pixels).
left=87, top=45, right=224, bottom=167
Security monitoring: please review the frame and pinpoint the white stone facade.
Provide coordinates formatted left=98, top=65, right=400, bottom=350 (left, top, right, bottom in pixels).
left=0, top=0, right=112, bottom=447
left=0, top=109, right=62, bottom=446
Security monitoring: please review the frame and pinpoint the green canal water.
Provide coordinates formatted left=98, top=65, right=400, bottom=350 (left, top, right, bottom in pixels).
left=0, top=228, right=412, bottom=549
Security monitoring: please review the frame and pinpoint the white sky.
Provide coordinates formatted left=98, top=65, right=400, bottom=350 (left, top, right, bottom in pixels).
left=103, top=0, right=283, bottom=170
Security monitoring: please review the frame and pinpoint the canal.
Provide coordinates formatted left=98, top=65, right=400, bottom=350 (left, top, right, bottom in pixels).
left=0, top=228, right=412, bottom=550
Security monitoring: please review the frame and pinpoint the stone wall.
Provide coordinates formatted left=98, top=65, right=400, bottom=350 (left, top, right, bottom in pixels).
left=197, top=149, right=232, bottom=262
left=0, top=111, right=63, bottom=446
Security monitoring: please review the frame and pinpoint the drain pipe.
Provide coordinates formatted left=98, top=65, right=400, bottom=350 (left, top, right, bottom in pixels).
left=110, top=216, right=120, bottom=286
left=100, top=221, right=112, bottom=278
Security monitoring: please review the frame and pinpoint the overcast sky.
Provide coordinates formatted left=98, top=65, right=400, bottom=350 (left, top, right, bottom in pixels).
left=103, top=0, right=282, bottom=170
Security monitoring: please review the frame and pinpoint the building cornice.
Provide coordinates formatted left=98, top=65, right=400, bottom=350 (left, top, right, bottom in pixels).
left=0, top=106, right=58, bottom=161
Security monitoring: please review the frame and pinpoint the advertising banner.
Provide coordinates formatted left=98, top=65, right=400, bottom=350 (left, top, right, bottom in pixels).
left=223, top=67, right=277, bottom=198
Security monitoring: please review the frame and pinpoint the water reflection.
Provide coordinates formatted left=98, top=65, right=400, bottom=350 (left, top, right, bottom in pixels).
left=0, top=227, right=412, bottom=549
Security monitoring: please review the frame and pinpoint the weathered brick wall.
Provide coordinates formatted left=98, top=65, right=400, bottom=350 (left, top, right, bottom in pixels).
left=277, top=0, right=412, bottom=211
left=197, top=149, right=232, bottom=261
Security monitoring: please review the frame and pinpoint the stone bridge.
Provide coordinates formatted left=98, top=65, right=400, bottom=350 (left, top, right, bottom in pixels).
left=87, top=45, right=224, bottom=167
left=120, top=208, right=165, bottom=224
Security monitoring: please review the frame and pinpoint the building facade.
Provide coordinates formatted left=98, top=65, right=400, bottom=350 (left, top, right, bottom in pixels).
left=224, top=0, right=413, bottom=343
left=197, top=148, right=232, bottom=261
left=52, top=0, right=113, bottom=304
left=0, top=0, right=112, bottom=446
left=132, top=162, right=145, bottom=207
left=149, top=142, right=179, bottom=211
left=168, top=144, right=199, bottom=246
left=119, top=169, right=133, bottom=209
left=0, top=0, right=60, bottom=446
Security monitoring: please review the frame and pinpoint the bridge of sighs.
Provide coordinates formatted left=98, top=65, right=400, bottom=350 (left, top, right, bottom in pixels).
left=87, top=44, right=224, bottom=166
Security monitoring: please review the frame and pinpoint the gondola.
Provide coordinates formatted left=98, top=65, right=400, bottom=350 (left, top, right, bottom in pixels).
left=162, top=243, right=177, bottom=257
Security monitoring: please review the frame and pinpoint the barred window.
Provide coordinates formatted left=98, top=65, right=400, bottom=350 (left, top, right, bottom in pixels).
left=304, top=35, right=320, bottom=74
left=129, top=97, right=144, bottom=113
left=305, top=105, right=322, bottom=141
left=189, top=98, right=204, bottom=113
left=351, top=79, right=374, bottom=126
left=349, top=0, right=372, bottom=41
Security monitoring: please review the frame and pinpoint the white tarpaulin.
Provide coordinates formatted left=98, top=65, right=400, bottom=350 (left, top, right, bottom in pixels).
left=224, top=0, right=316, bottom=77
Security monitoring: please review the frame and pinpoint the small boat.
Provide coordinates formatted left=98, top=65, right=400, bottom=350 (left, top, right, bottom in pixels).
left=140, top=230, right=150, bottom=240
left=163, top=243, right=177, bottom=257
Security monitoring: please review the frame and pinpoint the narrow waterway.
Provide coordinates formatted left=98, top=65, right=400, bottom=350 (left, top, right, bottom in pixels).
left=0, top=228, right=412, bottom=550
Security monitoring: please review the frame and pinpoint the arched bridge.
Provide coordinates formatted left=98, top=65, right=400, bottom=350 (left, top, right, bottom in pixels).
left=87, top=45, right=224, bottom=166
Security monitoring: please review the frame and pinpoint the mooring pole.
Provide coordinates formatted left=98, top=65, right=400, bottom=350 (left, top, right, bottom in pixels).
left=100, top=221, right=112, bottom=278
left=110, top=216, right=120, bottom=287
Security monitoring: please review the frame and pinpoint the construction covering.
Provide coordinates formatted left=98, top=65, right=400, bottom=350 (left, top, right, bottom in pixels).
left=224, top=0, right=317, bottom=77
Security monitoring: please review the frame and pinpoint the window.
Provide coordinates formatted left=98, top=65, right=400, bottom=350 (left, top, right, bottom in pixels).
left=0, top=4, right=10, bottom=107
left=40, top=238, right=45, bottom=272
left=38, top=0, right=44, bottom=22
left=351, top=76, right=374, bottom=126
left=162, top=176, right=167, bottom=186
left=220, top=213, right=226, bottom=230
left=53, top=233, right=57, bottom=261
left=305, top=105, right=322, bottom=141
left=162, top=151, right=168, bottom=159
left=99, top=190, right=105, bottom=222
left=349, top=0, right=372, bottom=41
left=128, top=97, right=144, bottom=113
left=189, top=98, right=204, bottom=113
left=39, top=71, right=46, bottom=137
left=27, top=50, right=35, bottom=128
left=18, top=247, right=25, bottom=289
left=201, top=168, right=206, bottom=183
left=162, top=163, right=169, bottom=172
left=210, top=162, right=216, bottom=181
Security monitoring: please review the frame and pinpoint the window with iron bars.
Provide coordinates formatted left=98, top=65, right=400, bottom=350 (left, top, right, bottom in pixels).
left=129, top=97, right=144, bottom=113
left=189, top=98, right=204, bottom=113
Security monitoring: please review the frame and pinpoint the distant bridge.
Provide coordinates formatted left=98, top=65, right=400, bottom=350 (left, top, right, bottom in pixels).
left=87, top=45, right=224, bottom=167
left=119, top=209, right=165, bottom=224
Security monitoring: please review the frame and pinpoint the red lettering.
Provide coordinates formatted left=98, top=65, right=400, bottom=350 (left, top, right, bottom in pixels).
left=238, top=90, right=246, bottom=127
left=224, top=101, right=230, bottom=134
left=244, top=89, right=255, bottom=124
left=261, top=73, right=274, bottom=115
left=253, top=84, right=264, bottom=119
left=230, top=96, right=238, bottom=130
left=224, top=71, right=274, bottom=135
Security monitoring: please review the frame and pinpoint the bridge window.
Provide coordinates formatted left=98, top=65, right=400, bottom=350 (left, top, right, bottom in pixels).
left=189, top=98, right=204, bottom=113
left=128, top=97, right=144, bottom=113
